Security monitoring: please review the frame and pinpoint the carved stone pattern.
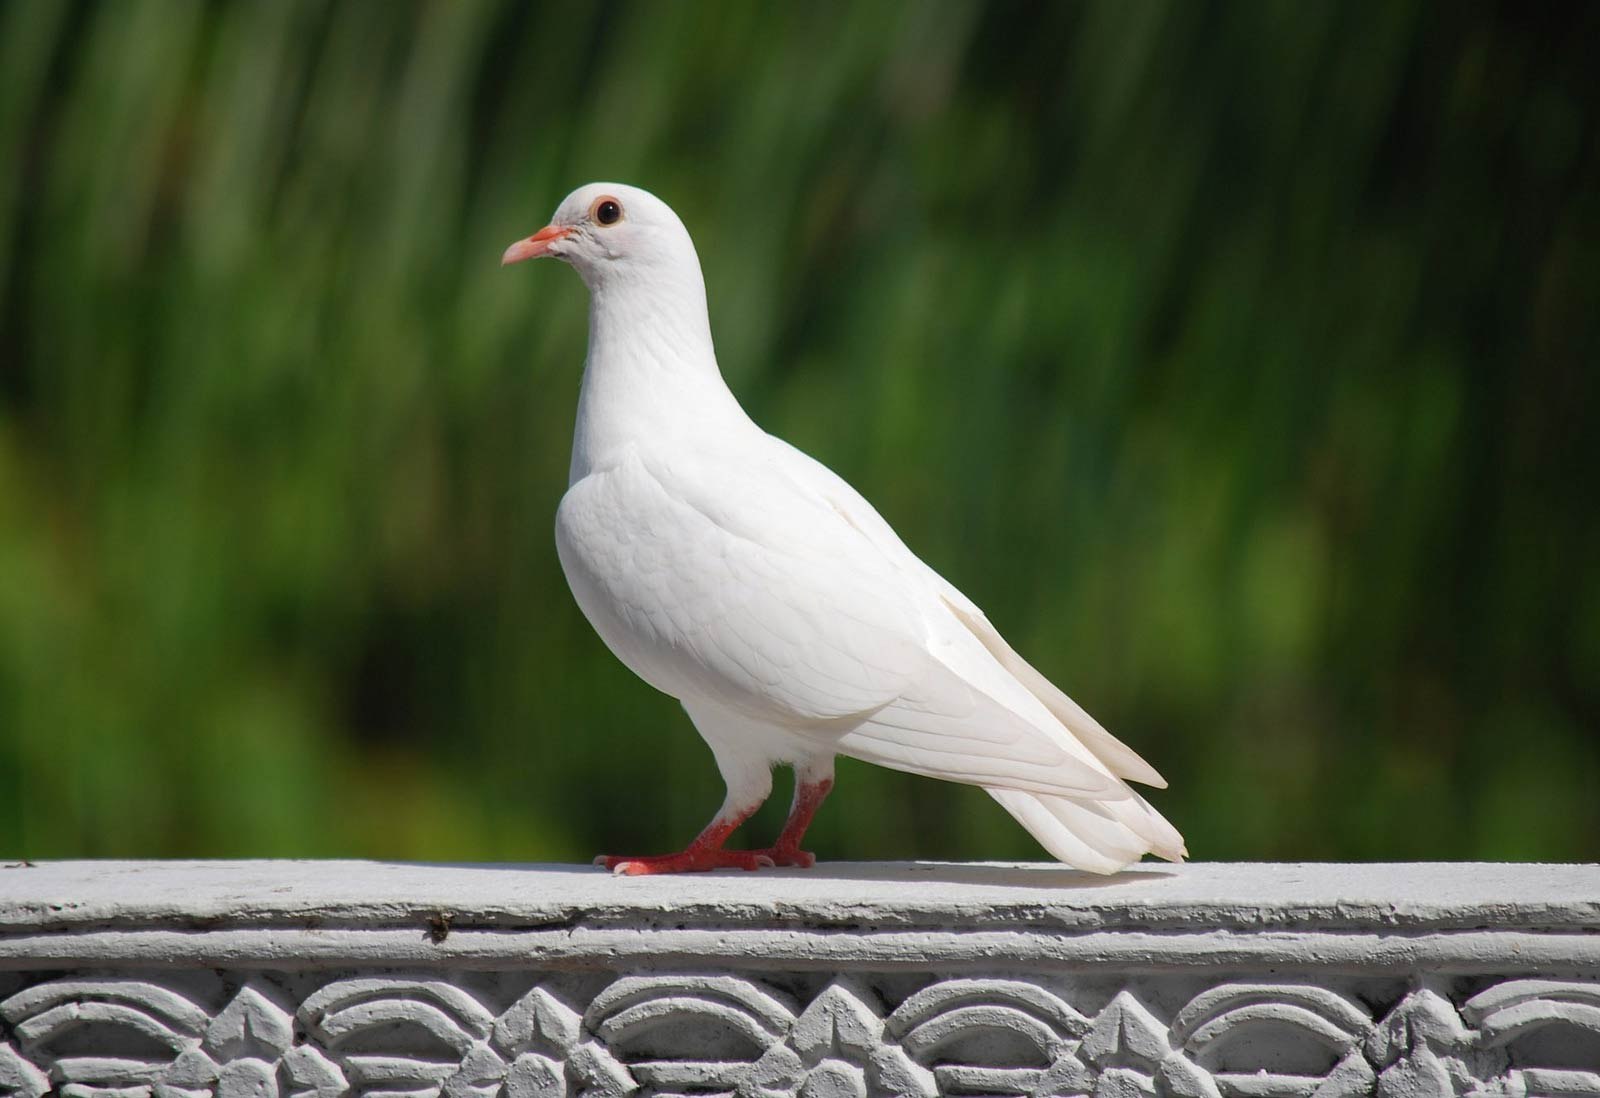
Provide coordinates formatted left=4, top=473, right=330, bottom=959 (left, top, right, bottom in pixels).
left=3, top=972, right=1598, bottom=1098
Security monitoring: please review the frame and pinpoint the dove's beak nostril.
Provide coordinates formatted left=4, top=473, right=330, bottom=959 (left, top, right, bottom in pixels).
left=501, top=224, right=571, bottom=265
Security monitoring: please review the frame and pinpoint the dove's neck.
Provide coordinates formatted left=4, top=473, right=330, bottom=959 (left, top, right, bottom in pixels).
left=570, top=268, right=752, bottom=485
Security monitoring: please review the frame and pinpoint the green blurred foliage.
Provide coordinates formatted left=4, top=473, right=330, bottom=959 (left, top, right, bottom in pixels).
left=1, top=0, right=1597, bottom=864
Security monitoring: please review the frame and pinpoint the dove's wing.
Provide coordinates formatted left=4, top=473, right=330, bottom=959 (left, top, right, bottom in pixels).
left=757, top=438, right=1186, bottom=868
left=556, top=439, right=1124, bottom=799
left=763, top=437, right=1168, bottom=789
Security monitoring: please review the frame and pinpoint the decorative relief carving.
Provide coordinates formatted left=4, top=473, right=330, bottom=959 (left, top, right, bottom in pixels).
left=1173, top=983, right=1374, bottom=1096
left=743, top=979, right=932, bottom=1098
left=887, top=978, right=1084, bottom=1096
left=1461, top=980, right=1600, bottom=1097
left=4, top=975, right=1600, bottom=1097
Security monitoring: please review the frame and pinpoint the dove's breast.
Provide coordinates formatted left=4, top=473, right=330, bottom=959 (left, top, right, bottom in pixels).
left=556, top=452, right=711, bottom=702
left=554, top=445, right=928, bottom=725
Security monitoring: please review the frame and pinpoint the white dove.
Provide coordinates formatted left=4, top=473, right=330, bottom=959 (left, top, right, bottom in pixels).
left=503, top=183, right=1184, bottom=875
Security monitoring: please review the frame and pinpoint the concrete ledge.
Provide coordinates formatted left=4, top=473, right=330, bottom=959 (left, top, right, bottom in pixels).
left=2, top=860, right=1598, bottom=1095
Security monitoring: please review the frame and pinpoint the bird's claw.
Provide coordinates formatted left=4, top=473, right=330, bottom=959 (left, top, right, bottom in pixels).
left=593, top=849, right=776, bottom=875
left=752, top=845, right=817, bottom=869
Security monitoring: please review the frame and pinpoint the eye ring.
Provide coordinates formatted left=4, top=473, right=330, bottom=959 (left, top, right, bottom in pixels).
left=591, top=196, right=623, bottom=226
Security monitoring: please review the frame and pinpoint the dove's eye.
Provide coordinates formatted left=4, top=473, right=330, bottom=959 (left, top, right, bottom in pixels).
left=592, top=198, right=623, bottom=226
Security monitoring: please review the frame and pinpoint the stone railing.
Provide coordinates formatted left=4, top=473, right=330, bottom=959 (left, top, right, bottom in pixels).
left=2, top=861, right=1598, bottom=1097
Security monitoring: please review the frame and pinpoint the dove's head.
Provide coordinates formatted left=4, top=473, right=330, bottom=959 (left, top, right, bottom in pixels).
left=501, top=182, right=700, bottom=292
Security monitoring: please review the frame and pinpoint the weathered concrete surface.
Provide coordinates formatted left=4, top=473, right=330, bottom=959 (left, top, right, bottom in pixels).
left=6, top=859, right=1598, bottom=930
left=2, top=861, right=1597, bottom=1095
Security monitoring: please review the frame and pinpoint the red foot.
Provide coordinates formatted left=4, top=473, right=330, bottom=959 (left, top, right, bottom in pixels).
left=749, top=845, right=817, bottom=869
left=594, top=849, right=776, bottom=876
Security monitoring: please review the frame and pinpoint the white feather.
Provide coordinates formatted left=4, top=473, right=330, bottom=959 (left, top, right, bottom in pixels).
left=529, top=182, right=1184, bottom=871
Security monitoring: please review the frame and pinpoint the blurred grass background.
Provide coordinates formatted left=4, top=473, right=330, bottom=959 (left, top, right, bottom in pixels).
left=1, top=0, right=1597, bottom=865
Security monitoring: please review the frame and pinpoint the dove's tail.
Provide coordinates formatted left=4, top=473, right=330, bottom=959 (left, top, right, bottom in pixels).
left=923, top=594, right=1186, bottom=871
left=988, top=786, right=1187, bottom=874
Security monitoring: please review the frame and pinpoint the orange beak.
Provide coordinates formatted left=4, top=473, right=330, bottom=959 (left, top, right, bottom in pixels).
left=501, top=224, right=571, bottom=266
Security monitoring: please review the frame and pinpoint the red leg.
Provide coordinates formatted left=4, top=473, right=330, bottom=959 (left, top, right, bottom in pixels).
left=596, top=737, right=777, bottom=876
left=751, top=773, right=834, bottom=869
left=595, top=800, right=775, bottom=876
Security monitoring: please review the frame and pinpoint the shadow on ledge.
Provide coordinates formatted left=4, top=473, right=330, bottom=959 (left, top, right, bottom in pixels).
left=793, top=861, right=1179, bottom=890
left=430, top=860, right=1181, bottom=891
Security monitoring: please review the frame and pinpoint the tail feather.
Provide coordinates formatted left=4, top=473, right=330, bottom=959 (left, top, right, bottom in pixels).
left=987, top=789, right=1135, bottom=874
left=1092, top=788, right=1188, bottom=861
left=990, top=785, right=1187, bottom=873
left=941, top=598, right=1168, bottom=789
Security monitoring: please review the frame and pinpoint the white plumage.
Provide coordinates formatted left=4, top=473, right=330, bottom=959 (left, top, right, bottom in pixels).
left=503, top=183, right=1184, bottom=874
